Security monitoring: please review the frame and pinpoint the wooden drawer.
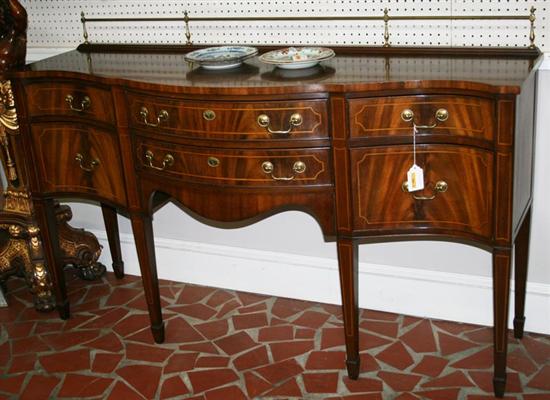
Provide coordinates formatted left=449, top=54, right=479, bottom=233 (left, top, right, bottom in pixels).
left=351, top=145, right=493, bottom=238
left=136, top=137, right=331, bottom=187
left=348, top=95, right=494, bottom=141
left=127, top=92, right=328, bottom=140
left=31, top=124, right=127, bottom=205
left=25, top=82, right=115, bottom=125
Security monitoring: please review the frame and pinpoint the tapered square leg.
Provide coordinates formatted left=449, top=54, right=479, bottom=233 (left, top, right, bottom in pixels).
left=101, top=203, right=124, bottom=279
left=33, top=198, right=69, bottom=319
left=513, top=208, right=531, bottom=339
left=337, top=237, right=360, bottom=379
left=130, top=213, right=164, bottom=343
left=492, top=247, right=512, bottom=398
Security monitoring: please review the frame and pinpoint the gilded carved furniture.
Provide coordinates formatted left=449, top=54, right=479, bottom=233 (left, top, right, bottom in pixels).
left=0, top=0, right=116, bottom=312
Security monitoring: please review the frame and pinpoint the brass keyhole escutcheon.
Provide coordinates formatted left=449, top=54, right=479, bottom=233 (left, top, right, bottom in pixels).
left=207, top=156, right=220, bottom=167
left=203, top=110, right=216, bottom=121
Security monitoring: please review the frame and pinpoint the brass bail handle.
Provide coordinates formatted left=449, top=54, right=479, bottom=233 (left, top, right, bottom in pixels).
left=401, top=108, right=449, bottom=129
left=140, top=107, right=169, bottom=127
left=65, top=94, right=91, bottom=112
left=261, top=160, right=306, bottom=181
left=257, top=113, right=303, bottom=136
left=402, top=180, right=448, bottom=200
left=145, top=150, right=174, bottom=171
left=75, top=153, right=100, bottom=172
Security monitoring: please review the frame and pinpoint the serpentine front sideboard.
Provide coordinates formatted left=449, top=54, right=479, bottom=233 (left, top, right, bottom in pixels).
left=6, top=47, right=540, bottom=397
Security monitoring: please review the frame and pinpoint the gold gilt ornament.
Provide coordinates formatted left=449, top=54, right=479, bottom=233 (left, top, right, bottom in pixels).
left=0, top=80, right=19, bottom=132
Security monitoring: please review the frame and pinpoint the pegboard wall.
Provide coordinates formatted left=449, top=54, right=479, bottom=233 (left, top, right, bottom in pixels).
left=21, top=1, right=549, bottom=50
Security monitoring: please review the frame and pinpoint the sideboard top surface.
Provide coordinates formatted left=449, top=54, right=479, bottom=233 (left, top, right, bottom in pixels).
left=13, top=49, right=539, bottom=95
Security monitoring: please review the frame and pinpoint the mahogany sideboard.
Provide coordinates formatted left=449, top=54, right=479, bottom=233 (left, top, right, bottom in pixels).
left=6, top=47, right=541, bottom=397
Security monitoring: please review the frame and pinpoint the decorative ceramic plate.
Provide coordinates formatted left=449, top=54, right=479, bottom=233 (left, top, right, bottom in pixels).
left=184, top=46, right=258, bottom=70
left=259, top=47, right=335, bottom=69
left=261, top=65, right=336, bottom=82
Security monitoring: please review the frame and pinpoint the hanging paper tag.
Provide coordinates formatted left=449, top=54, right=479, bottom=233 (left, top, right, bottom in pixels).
left=406, top=164, right=424, bottom=192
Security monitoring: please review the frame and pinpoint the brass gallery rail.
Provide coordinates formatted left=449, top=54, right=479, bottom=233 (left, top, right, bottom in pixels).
left=79, top=7, right=537, bottom=48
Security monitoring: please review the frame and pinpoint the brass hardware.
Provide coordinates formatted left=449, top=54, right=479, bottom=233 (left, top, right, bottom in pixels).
left=257, top=113, right=303, bottom=136
left=207, top=156, right=220, bottom=167
left=203, top=110, right=216, bottom=121
left=80, top=10, right=537, bottom=49
left=293, top=161, right=306, bottom=174
left=65, top=94, right=91, bottom=112
left=261, top=161, right=274, bottom=174
left=402, top=180, right=448, bottom=200
left=529, top=6, right=536, bottom=49
left=184, top=10, right=192, bottom=45
left=383, top=8, right=390, bottom=47
left=435, top=108, right=449, bottom=122
left=257, top=114, right=270, bottom=127
left=400, top=108, right=449, bottom=129
left=261, top=160, right=306, bottom=181
left=140, top=107, right=169, bottom=127
left=401, top=109, right=414, bottom=122
left=145, top=150, right=174, bottom=171
left=81, top=11, right=89, bottom=44
left=75, top=153, right=100, bottom=172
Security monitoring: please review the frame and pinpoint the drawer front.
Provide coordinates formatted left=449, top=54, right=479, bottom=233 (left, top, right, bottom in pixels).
left=136, top=137, right=331, bottom=187
left=31, top=124, right=126, bottom=204
left=127, top=93, right=328, bottom=140
left=349, top=95, right=494, bottom=141
left=351, top=145, right=493, bottom=237
left=25, top=82, right=115, bottom=124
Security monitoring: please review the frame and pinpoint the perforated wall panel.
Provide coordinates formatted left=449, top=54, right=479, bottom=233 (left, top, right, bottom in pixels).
left=21, top=1, right=548, bottom=50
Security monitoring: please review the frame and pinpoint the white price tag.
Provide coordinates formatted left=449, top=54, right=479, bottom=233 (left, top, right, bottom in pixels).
left=406, top=164, right=424, bottom=192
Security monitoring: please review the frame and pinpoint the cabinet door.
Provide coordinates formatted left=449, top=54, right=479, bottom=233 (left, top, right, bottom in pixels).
left=31, top=124, right=127, bottom=205
left=351, top=145, right=493, bottom=239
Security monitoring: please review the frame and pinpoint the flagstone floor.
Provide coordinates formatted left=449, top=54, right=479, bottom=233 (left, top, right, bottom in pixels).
left=0, top=269, right=549, bottom=400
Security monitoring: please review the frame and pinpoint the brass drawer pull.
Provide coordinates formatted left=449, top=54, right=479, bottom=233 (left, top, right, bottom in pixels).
left=140, top=107, right=169, bottom=127
left=402, top=180, right=448, bottom=200
left=65, top=94, right=91, bottom=112
left=145, top=150, right=174, bottom=171
left=75, top=153, right=100, bottom=172
left=400, top=108, right=449, bottom=129
left=261, top=160, right=306, bottom=181
left=257, top=113, right=303, bottom=136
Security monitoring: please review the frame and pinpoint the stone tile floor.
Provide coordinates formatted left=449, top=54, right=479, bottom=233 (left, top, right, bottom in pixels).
left=0, top=269, right=549, bottom=399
